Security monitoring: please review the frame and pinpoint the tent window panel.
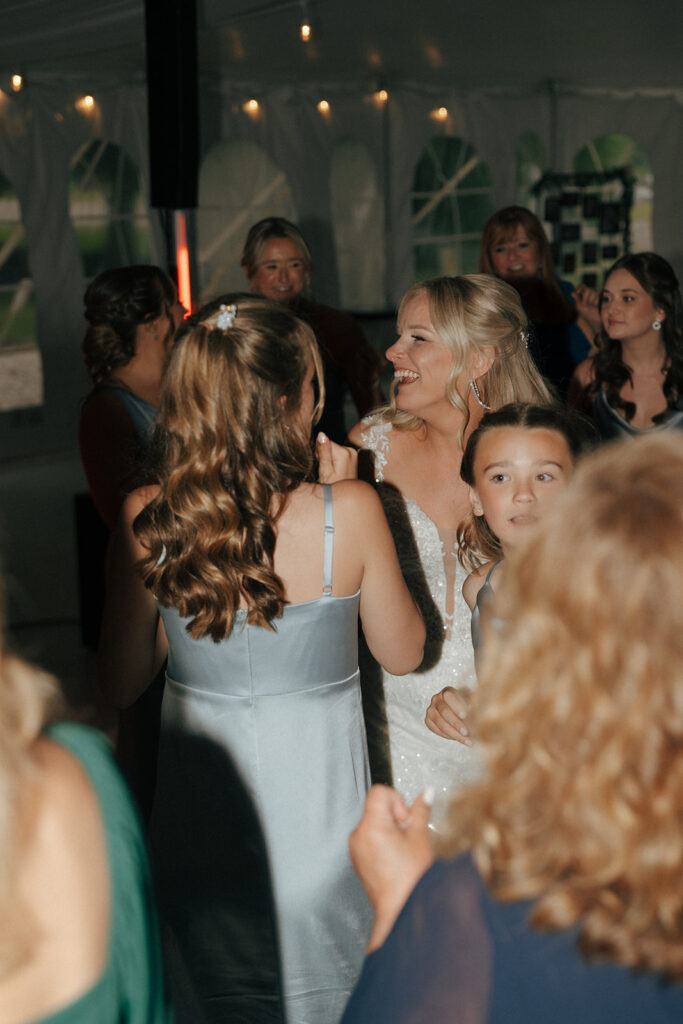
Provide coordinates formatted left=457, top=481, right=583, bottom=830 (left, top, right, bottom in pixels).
left=69, top=140, right=154, bottom=279
left=516, top=132, right=546, bottom=208
left=0, top=172, right=42, bottom=412
left=412, top=136, right=493, bottom=280
left=330, top=141, right=385, bottom=311
left=197, top=141, right=296, bottom=303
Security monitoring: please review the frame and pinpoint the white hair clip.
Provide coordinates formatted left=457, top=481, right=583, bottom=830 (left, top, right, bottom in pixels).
left=203, top=303, right=237, bottom=332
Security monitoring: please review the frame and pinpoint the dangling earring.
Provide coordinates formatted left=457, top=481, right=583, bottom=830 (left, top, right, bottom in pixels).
left=469, top=378, right=491, bottom=410
left=652, top=319, right=662, bottom=331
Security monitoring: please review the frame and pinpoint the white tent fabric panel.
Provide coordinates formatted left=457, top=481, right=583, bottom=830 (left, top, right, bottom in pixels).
left=1, top=76, right=683, bottom=457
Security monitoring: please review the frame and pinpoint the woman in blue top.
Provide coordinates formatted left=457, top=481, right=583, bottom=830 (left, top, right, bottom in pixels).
left=99, top=296, right=425, bottom=1024
left=79, top=264, right=185, bottom=530
left=342, top=432, right=683, bottom=1024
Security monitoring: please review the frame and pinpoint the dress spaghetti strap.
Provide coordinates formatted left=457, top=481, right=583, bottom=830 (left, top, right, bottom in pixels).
left=322, top=483, right=334, bottom=596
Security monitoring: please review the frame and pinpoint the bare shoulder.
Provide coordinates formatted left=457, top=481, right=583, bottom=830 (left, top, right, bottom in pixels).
left=330, top=478, right=381, bottom=508
left=4, top=737, right=111, bottom=1016
left=31, top=735, right=105, bottom=834
left=333, top=478, right=387, bottom=527
left=462, top=562, right=492, bottom=611
left=348, top=420, right=365, bottom=447
left=122, top=484, right=160, bottom=523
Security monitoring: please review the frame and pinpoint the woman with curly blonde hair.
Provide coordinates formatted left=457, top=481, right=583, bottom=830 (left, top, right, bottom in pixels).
left=341, top=275, right=552, bottom=816
left=341, top=431, right=683, bottom=1023
left=100, top=295, right=425, bottom=1024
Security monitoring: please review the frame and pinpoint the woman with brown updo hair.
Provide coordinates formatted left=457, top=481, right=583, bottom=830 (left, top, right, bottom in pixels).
left=79, top=264, right=184, bottom=530
left=99, top=296, right=425, bottom=1023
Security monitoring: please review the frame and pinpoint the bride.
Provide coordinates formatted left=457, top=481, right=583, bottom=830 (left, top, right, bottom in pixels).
left=322, top=275, right=552, bottom=821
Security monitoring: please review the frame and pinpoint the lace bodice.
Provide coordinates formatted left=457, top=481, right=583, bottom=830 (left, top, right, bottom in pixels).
left=360, top=416, right=480, bottom=819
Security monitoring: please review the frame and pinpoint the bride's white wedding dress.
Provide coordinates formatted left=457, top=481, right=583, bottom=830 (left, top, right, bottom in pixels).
left=361, top=417, right=480, bottom=821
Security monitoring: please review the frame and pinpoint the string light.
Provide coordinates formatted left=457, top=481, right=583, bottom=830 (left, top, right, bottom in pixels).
left=243, top=98, right=260, bottom=117
left=76, top=94, right=96, bottom=114
left=317, top=99, right=330, bottom=114
left=374, top=88, right=388, bottom=105
left=300, top=2, right=311, bottom=41
left=11, top=74, right=23, bottom=93
left=430, top=106, right=448, bottom=122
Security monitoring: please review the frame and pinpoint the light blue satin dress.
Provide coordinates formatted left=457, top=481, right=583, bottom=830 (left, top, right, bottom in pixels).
left=151, top=485, right=371, bottom=1024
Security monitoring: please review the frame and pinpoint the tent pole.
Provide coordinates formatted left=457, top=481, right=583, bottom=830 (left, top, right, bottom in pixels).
left=549, top=78, right=559, bottom=172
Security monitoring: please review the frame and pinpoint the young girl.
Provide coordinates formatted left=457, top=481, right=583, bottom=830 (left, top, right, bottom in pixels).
left=458, top=403, right=595, bottom=651
left=425, top=403, right=594, bottom=747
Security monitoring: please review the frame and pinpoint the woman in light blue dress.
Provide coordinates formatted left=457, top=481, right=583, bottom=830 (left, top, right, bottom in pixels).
left=100, top=296, right=425, bottom=1024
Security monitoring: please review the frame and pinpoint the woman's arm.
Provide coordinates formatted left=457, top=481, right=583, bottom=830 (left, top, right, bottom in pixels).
left=78, top=391, right=140, bottom=530
left=345, top=482, right=426, bottom=674
left=98, top=488, right=167, bottom=709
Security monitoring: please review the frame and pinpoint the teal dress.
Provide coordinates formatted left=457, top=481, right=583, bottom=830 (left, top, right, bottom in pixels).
left=38, top=722, right=172, bottom=1024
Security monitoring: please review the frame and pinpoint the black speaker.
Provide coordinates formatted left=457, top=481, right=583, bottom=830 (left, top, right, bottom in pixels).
left=145, top=0, right=199, bottom=208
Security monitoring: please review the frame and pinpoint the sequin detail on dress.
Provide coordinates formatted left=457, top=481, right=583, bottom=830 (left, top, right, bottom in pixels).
left=360, top=416, right=481, bottom=823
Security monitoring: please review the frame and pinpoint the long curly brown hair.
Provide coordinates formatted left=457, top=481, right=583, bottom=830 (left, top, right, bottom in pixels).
left=135, top=297, right=323, bottom=641
left=442, top=432, right=683, bottom=978
left=586, top=252, right=683, bottom=423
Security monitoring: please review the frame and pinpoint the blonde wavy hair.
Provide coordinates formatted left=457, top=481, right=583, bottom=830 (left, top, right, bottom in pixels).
left=376, top=275, right=552, bottom=446
left=0, top=589, right=61, bottom=975
left=441, top=432, right=683, bottom=978
left=136, top=297, right=324, bottom=641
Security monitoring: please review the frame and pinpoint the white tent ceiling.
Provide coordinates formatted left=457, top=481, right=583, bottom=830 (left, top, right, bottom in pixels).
left=0, top=0, right=681, bottom=93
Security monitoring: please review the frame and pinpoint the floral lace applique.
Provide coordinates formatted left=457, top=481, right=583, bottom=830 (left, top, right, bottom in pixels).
left=360, top=415, right=393, bottom=483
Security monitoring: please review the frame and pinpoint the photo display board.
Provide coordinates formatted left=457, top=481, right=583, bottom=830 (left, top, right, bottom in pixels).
left=531, top=169, right=633, bottom=288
